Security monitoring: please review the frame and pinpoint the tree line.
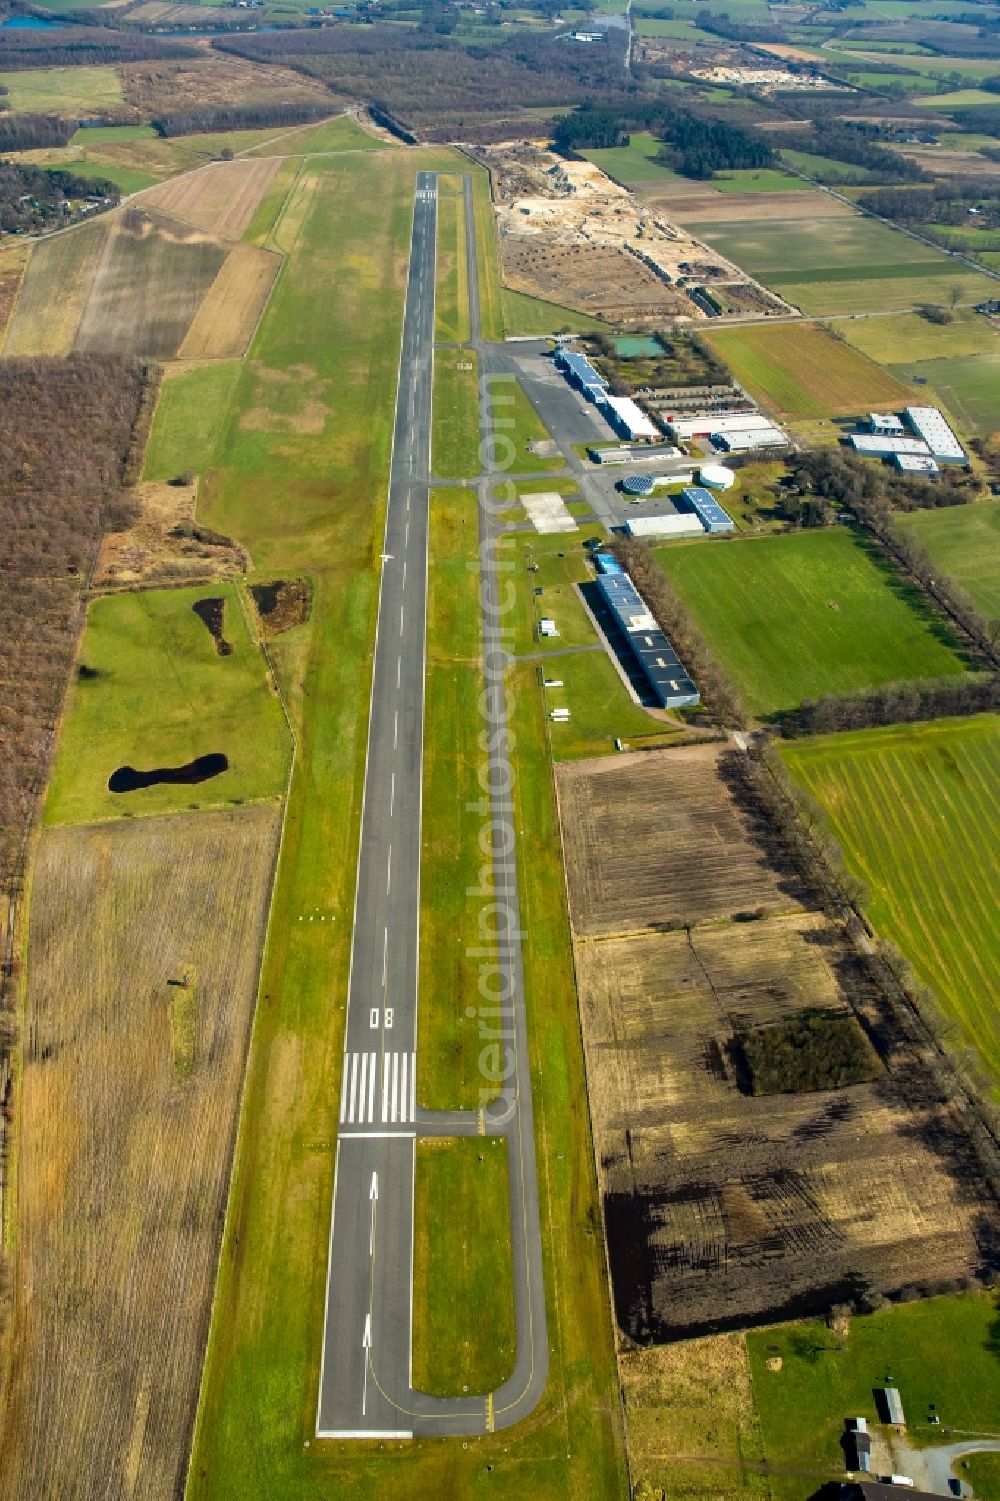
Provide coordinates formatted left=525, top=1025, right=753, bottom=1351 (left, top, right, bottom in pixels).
left=0, top=159, right=119, bottom=233
left=770, top=121, right=927, bottom=182
left=608, top=535, right=749, bottom=728
left=771, top=672, right=1000, bottom=738
left=0, top=114, right=76, bottom=151
left=150, top=98, right=332, bottom=138
left=788, top=449, right=998, bottom=667
left=212, top=26, right=631, bottom=138
left=0, top=356, right=153, bottom=993
left=0, top=26, right=196, bottom=70
left=552, top=102, right=774, bottom=179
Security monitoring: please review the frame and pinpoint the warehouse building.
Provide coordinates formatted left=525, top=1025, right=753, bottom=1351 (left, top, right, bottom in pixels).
left=664, top=411, right=764, bottom=441
left=849, top=434, right=932, bottom=458
left=595, top=571, right=700, bottom=708
left=680, top=485, right=735, bottom=533
left=588, top=443, right=683, bottom=464
left=870, top=412, right=905, bottom=435
left=600, top=393, right=660, bottom=442
left=625, top=514, right=705, bottom=539
left=554, top=347, right=607, bottom=403
left=893, top=452, right=939, bottom=476
left=712, top=426, right=788, bottom=454
left=904, top=405, right=966, bottom=462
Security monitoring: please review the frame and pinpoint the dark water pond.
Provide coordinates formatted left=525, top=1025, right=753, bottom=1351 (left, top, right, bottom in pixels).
left=109, top=752, right=228, bottom=793
left=192, top=596, right=233, bottom=656
left=0, top=14, right=66, bottom=27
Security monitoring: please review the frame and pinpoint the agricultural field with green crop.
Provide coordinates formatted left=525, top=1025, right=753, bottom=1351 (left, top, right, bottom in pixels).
left=501, top=287, right=608, bottom=335
left=687, top=211, right=998, bottom=315
left=784, top=715, right=1000, bottom=1084
left=705, top=321, right=912, bottom=417
left=143, top=361, right=243, bottom=482
left=888, top=349, right=1000, bottom=434
left=44, top=583, right=291, bottom=826
left=655, top=530, right=969, bottom=717
left=838, top=308, right=1000, bottom=365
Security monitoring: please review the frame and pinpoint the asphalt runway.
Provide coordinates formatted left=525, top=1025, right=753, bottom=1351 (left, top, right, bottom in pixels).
left=316, top=172, right=547, bottom=1440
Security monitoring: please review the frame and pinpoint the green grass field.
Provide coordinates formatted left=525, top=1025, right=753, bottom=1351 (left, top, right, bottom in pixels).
left=712, top=168, right=811, bottom=192
left=749, top=1291, right=1000, bottom=1500
left=186, top=147, right=625, bottom=1500
left=780, top=147, right=877, bottom=182
left=784, top=715, right=1000, bottom=1082
left=417, top=489, right=488, bottom=1111
left=655, top=530, right=968, bottom=717
left=0, top=64, right=124, bottom=115
left=411, top=1137, right=515, bottom=1395
left=51, top=158, right=158, bottom=194
left=432, top=352, right=481, bottom=479
left=45, top=584, right=291, bottom=826
left=916, top=87, right=1000, bottom=110
left=246, top=114, right=388, bottom=157
left=838, top=309, right=1000, bottom=365
left=965, top=1454, right=1000, bottom=1500
left=434, top=175, right=471, bottom=344
left=688, top=212, right=998, bottom=315
left=501, top=287, right=608, bottom=335
left=143, top=361, right=243, bottom=482
left=488, top=376, right=564, bottom=472
left=706, top=321, right=912, bottom=417
left=897, top=499, right=1000, bottom=619
left=581, top=132, right=682, bottom=184
left=890, top=349, right=1000, bottom=435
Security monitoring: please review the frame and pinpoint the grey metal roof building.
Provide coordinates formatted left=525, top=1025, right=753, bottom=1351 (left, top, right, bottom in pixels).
left=595, top=572, right=700, bottom=708
left=554, top=348, right=608, bottom=401
left=680, top=485, right=735, bottom=533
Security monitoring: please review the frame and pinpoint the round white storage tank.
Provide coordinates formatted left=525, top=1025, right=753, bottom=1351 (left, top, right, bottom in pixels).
left=699, top=464, right=736, bottom=490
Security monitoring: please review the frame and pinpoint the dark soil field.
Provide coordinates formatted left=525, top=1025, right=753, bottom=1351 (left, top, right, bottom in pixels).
left=557, top=746, right=1000, bottom=1342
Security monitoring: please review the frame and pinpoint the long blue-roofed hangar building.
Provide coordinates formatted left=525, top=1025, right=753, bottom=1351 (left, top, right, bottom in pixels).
left=595, top=561, right=700, bottom=709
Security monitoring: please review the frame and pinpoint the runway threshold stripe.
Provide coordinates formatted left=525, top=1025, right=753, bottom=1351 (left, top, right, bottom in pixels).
left=410, top=1052, right=416, bottom=1121
left=400, top=1052, right=408, bottom=1125
left=339, top=1055, right=350, bottom=1125
left=367, top=1052, right=377, bottom=1122
left=391, top=1052, right=399, bottom=1124
left=358, top=1051, right=368, bottom=1120
left=348, top=1051, right=359, bottom=1125
left=382, top=1054, right=391, bottom=1124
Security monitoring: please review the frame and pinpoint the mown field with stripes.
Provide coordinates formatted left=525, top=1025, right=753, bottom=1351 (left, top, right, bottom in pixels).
left=784, top=715, right=1000, bottom=1086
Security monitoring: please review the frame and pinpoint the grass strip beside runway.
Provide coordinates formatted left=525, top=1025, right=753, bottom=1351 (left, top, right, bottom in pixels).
left=411, top=1137, right=515, bottom=1395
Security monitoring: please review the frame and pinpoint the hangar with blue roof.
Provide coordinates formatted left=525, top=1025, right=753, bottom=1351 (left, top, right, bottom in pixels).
left=595, top=571, right=700, bottom=709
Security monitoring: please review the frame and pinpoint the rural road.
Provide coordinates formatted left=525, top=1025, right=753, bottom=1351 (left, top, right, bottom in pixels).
left=316, top=171, right=548, bottom=1439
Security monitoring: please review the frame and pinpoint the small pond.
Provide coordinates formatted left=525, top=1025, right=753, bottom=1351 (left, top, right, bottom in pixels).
left=0, top=14, right=67, bottom=27
left=612, top=335, right=664, bottom=359
left=109, top=753, right=229, bottom=793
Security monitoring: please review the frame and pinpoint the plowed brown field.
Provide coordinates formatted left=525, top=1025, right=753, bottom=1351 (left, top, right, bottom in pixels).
left=556, top=745, right=1000, bottom=1344
left=141, top=157, right=281, bottom=240
left=0, top=804, right=281, bottom=1500
left=178, top=242, right=280, bottom=359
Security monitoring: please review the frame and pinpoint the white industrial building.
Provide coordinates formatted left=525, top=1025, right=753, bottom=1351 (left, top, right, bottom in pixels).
left=904, top=405, right=966, bottom=462
left=624, top=514, right=705, bottom=538
left=665, top=411, right=770, bottom=441
left=849, top=434, right=932, bottom=457
left=870, top=413, right=905, bottom=435
left=600, top=394, right=660, bottom=442
left=893, top=452, right=940, bottom=475
left=712, top=427, right=787, bottom=453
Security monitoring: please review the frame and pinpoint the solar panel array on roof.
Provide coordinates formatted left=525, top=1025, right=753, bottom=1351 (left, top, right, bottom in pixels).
left=555, top=348, right=607, bottom=398
left=680, top=486, right=735, bottom=533
left=596, top=573, right=700, bottom=708
left=622, top=473, right=655, bottom=496
left=594, top=552, right=623, bottom=575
